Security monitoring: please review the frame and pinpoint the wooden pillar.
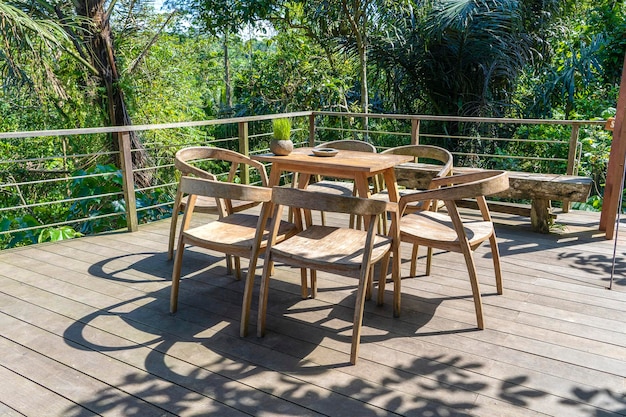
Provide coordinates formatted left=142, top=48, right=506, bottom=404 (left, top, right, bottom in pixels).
left=600, top=54, right=626, bottom=239
left=118, top=131, right=138, bottom=232
left=238, top=121, right=250, bottom=184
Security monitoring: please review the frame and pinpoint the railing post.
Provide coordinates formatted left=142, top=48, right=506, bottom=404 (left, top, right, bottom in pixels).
left=118, top=131, right=138, bottom=232
left=238, top=121, right=250, bottom=184
left=411, top=119, right=420, bottom=145
left=566, top=123, right=580, bottom=176
left=309, top=114, right=316, bottom=146
left=563, top=123, right=581, bottom=212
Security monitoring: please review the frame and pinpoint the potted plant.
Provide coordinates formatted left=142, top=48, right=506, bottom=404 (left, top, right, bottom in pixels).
left=269, top=118, right=294, bottom=155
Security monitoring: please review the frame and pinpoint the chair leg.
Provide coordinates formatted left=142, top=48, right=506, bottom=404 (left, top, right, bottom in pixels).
left=310, top=270, right=318, bottom=298
left=170, top=239, right=186, bottom=313
left=392, top=250, right=401, bottom=318
left=426, top=247, right=433, bottom=276
left=410, top=244, right=419, bottom=277
left=234, top=256, right=242, bottom=280
left=376, top=256, right=390, bottom=306
left=300, top=268, right=308, bottom=299
left=461, top=246, right=485, bottom=329
left=226, top=254, right=233, bottom=275
left=381, top=212, right=389, bottom=235
left=167, top=207, right=180, bottom=261
left=350, top=266, right=371, bottom=365
left=489, top=234, right=504, bottom=294
left=240, top=253, right=261, bottom=337
left=257, top=258, right=275, bottom=337
left=365, top=265, right=374, bottom=301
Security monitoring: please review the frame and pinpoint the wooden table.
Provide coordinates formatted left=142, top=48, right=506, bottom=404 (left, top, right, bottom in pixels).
left=252, top=147, right=413, bottom=204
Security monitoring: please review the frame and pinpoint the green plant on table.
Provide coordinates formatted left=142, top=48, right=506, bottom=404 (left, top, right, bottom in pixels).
left=272, top=118, right=292, bottom=140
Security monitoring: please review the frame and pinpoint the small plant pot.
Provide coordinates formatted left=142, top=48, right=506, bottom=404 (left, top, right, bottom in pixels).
left=270, top=138, right=294, bottom=155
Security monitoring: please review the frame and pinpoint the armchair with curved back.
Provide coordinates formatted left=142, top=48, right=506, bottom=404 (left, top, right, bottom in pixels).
left=256, top=186, right=401, bottom=365
left=388, top=170, right=509, bottom=330
left=168, top=147, right=269, bottom=275
left=170, top=176, right=298, bottom=337
left=370, top=144, right=454, bottom=276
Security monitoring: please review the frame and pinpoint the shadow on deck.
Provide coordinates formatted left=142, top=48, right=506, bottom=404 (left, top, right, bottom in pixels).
left=1, top=209, right=626, bottom=416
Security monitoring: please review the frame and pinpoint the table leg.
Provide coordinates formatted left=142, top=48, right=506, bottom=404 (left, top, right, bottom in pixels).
left=530, top=198, right=552, bottom=234
left=293, top=173, right=315, bottom=226
left=382, top=169, right=401, bottom=203
left=268, top=163, right=283, bottom=187
left=354, top=173, right=372, bottom=229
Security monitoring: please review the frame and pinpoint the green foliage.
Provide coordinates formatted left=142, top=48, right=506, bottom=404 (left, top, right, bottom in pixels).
left=1, top=0, right=625, bottom=252
left=233, top=30, right=353, bottom=114
left=67, top=164, right=127, bottom=234
left=38, top=226, right=83, bottom=243
left=0, top=214, right=40, bottom=248
left=272, top=118, right=291, bottom=140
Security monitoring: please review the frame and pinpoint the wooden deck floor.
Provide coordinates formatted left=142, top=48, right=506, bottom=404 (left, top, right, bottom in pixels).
left=1, top=209, right=626, bottom=416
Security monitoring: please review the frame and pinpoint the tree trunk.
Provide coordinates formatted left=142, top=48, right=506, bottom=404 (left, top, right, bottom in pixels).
left=343, top=0, right=369, bottom=136
left=74, top=0, right=152, bottom=189
left=224, top=30, right=233, bottom=111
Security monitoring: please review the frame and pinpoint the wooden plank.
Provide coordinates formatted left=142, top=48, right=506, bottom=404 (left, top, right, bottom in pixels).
left=1, top=213, right=626, bottom=416
left=258, top=275, right=623, bottom=415
left=0, top=364, right=89, bottom=417
left=0, top=335, right=171, bottom=417
left=0, top=268, right=409, bottom=416
left=0, top=402, right=24, bottom=417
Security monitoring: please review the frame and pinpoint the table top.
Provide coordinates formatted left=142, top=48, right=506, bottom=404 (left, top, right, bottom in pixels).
left=252, top=147, right=413, bottom=175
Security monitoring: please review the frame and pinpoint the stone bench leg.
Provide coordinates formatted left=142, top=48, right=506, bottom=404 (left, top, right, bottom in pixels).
left=530, top=198, right=552, bottom=233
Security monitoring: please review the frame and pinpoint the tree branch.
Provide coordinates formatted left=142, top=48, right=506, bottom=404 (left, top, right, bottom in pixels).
left=127, top=10, right=177, bottom=75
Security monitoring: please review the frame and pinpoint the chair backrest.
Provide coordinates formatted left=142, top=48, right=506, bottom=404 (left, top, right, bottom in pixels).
left=179, top=176, right=273, bottom=217
left=315, top=140, right=377, bottom=153
left=175, top=147, right=269, bottom=186
left=272, top=186, right=388, bottom=217
left=382, top=144, right=453, bottom=178
left=399, top=170, right=509, bottom=216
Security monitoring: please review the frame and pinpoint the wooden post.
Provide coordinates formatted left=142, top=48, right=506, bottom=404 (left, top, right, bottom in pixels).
left=309, top=114, right=316, bottom=146
left=118, top=131, right=138, bottom=232
left=562, top=123, right=581, bottom=213
left=600, top=53, right=626, bottom=239
left=411, top=119, right=420, bottom=145
left=238, top=121, right=250, bottom=184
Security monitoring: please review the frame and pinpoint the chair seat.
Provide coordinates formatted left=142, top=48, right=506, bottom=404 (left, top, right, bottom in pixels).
left=183, top=213, right=297, bottom=252
left=180, top=195, right=260, bottom=214
left=305, top=180, right=355, bottom=196
left=370, top=189, right=444, bottom=210
left=270, top=225, right=392, bottom=274
left=400, top=211, right=494, bottom=250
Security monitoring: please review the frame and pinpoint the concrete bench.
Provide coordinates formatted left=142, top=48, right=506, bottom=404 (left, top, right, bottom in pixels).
left=393, top=163, right=593, bottom=233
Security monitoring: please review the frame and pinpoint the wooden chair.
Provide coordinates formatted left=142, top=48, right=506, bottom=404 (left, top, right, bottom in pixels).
left=370, top=145, right=453, bottom=275
left=256, top=186, right=401, bottom=365
left=170, top=176, right=298, bottom=337
left=306, top=140, right=377, bottom=227
left=371, top=145, right=453, bottom=220
left=168, top=147, right=269, bottom=268
left=394, top=170, right=509, bottom=329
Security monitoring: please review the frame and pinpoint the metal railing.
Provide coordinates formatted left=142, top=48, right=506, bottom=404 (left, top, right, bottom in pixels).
left=0, top=111, right=606, bottom=248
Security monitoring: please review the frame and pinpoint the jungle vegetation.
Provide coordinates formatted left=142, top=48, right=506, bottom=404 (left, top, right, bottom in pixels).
left=0, top=0, right=623, bottom=246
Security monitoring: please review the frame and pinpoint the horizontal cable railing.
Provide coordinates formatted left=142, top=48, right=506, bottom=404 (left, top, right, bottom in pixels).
left=0, top=110, right=607, bottom=249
